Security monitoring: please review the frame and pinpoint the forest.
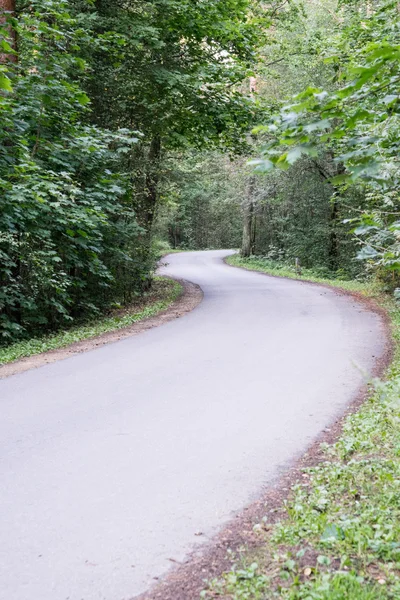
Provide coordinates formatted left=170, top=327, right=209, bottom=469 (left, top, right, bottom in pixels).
left=0, top=0, right=399, bottom=342
left=2, top=3, right=400, bottom=600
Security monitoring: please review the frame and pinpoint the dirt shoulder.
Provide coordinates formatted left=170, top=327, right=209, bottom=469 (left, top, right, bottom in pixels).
left=0, top=278, right=203, bottom=380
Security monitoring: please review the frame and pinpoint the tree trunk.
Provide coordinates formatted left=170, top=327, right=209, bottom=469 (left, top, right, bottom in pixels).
left=241, top=176, right=256, bottom=257
left=328, top=162, right=346, bottom=272
left=142, top=136, right=161, bottom=233
left=0, top=0, right=15, bottom=16
left=312, top=158, right=344, bottom=272
left=0, top=0, right=16, bottom=63
left=328, top=197, right=339, bottom=271
left=251, top=209, right=256, bottom=255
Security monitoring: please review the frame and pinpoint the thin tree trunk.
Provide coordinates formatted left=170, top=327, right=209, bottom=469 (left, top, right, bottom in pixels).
left=311, top=158, right=344, bottom=272
left=142, top=136, right=161, bottom=232
left=251, top=210, right=256, bottom=255
left=328, top=197, right=339, bottom=271
left=241, top=176, right=256, bottom=257
left=140, top=137, right=162, bottom=291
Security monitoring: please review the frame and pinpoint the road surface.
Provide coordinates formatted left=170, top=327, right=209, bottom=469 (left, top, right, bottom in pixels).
left=0, top=250, right=386, bottom=600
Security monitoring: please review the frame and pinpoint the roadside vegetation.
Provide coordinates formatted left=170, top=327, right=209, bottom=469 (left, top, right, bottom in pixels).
left=226, top=254, right=382, bottom=296
left=204, top=377, right=400, bottom=599
left=0, top=278, right=181, bottom=366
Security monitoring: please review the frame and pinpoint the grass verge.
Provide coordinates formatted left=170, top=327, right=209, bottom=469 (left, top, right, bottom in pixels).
left=226, top=254, right=383, bottom=296
left=203, top=256, right=400, bottom=599
left=0, top=277, right=182, bottom=366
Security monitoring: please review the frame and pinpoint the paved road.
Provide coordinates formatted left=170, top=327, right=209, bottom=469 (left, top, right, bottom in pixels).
left=0, top=251, right=386, bottom=600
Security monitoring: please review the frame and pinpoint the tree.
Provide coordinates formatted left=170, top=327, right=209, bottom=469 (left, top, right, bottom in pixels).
left=238, top=0, right=342, bottom=263
left=1, top=0, right=275, bottom=342
left=252, top=0, right=400, bottom=283
left=73, top=0, right=275, bottom=231
left=241, top=176, right=257, bottom=257
left=154, top=151, right=244, bottom=250
left=0, top=0, right=16, bottom=81
left=0, top=1, right=143, bottom=341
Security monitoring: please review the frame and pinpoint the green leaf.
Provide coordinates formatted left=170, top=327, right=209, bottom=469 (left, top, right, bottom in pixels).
left=321, top=524, right=344, bottom=541
left=0, top=39, right=14, bottom=54
left=0, top=75, right=12, bottom=92
left=357, top=246, right=379, bottom=260
left=76, top=92, right=90, bottom=106
left=248, top=158, right=274, bottom=172
left=304, top=119, right=331, bottom=133
left=286, top=147, right=304, bottom=164
left=317, top=555, right=331, bottom=566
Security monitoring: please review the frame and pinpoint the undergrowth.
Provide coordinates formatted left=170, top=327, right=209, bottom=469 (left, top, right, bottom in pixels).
left=0, top=278, right=181, bottom=366
left=203, top=255, right=400, bottom=599
left=226, top=255, right=381, bottom=296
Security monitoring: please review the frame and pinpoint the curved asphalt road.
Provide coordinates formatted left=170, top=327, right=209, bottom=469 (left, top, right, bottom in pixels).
left=0, top=250, right=386, bottom=600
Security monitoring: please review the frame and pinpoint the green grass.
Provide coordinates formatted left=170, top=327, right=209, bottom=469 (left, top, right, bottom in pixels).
left=203, top=256, right=400, bottom=600
left=0, top=277, right=182, bottom=366
left=226, top=254, right=382, bottom=296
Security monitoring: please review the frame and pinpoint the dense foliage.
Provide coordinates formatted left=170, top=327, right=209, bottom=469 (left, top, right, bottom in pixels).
left=157, top=1, right=400, bottom=285
left=155, top=152, right=244, bottom=250
left=0, top=2, right=148, bottom=341
left=2, top=0, right=399, bottom=343
left=0, top=0, right=269, bottom=342
left=253, top=0, right=400, bottom=284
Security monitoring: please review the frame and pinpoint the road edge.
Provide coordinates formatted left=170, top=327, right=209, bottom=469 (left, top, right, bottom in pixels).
left=137, top=257, right=394, bottom=600
left=223, top=254, right=393, bottom=332
left=0, top=277, right=203, bottom=380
